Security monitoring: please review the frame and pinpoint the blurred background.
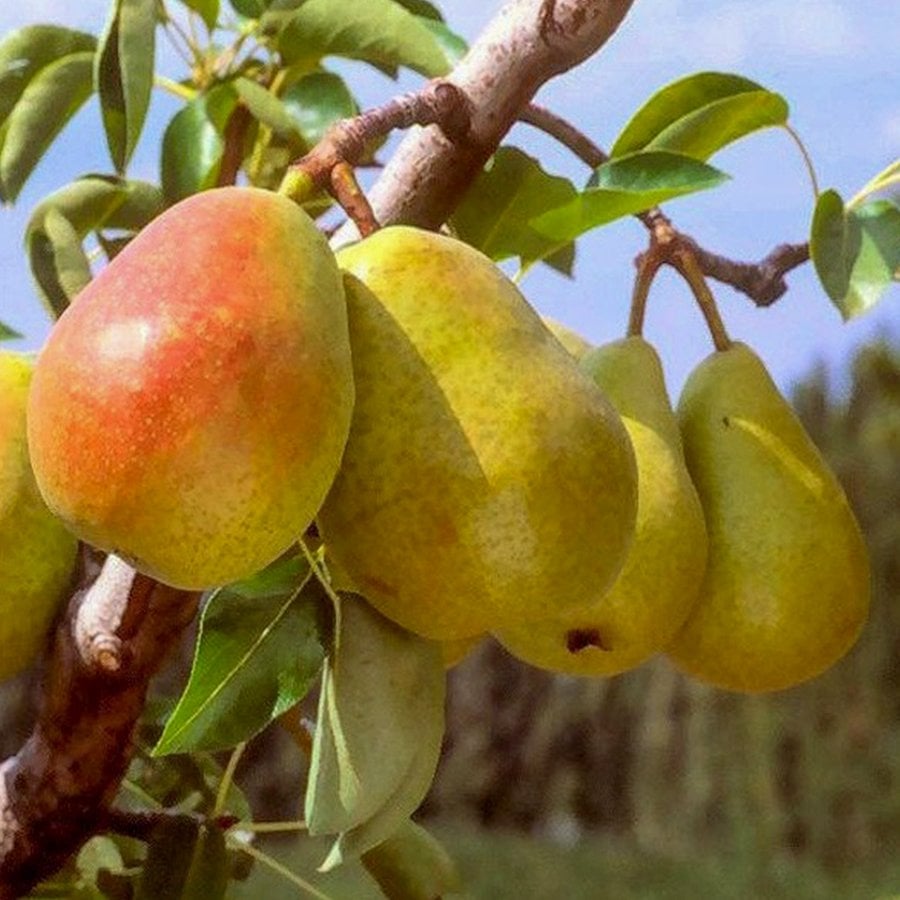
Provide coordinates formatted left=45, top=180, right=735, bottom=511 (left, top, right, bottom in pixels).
left=1, top=1, right=898, bottom=897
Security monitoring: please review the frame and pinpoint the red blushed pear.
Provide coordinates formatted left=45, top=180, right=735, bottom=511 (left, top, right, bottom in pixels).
left=28, top=187, right=354, bottom=590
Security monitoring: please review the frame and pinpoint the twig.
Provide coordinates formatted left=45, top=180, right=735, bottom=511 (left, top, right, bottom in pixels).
left=520, top=101, right=811, bottom=307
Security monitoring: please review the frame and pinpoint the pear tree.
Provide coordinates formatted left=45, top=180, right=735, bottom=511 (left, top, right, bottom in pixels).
left=0, top=0, right=896, bottom=896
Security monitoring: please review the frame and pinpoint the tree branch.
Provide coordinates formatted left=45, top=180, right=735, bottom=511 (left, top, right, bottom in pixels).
left=0, top=555, right=199, bottom=898
left=351, top=0, right=637, bottom=233
left=0, top=1, right=639, bottom=893
left=520, top=102, right=811, bottom=306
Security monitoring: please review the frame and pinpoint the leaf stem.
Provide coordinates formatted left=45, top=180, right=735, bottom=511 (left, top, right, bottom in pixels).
left=233, top=820, right=308, bottom=834
left=214, top=741, right=247, bottom=818
left=228, top=840, right=336, bottom=900
left=783, top=123, right=820, bottom=199
left=154, top=75, right=197, bottom=101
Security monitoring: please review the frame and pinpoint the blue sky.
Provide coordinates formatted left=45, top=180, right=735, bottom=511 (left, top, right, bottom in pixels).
left=1, top=0, right=897, bottom=396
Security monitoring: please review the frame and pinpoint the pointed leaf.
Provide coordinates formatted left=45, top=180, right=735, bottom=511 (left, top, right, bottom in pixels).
left=532, top=151, right=728, bottom=242
left=153, top=555, right=326, bottom=755
left=182, top=0, right=220, bottom=31
left=811, top=191, right=900, bottom=319
left=281, top=71, right=358, bottom=148
left=0, top=51, right=95, bottom=201
left=852, top=157, right=900, bottom=206
left=451, top=146, right=577, bottom=267
left=278, top=0, right=449, bottom=77
left=362, top=820, right=463, bottom=900
left=0, top=25, right=96, bottom=128
left=420, top=19, right=468, bottom=68
left=95, top=0, right=157, bottom=171
left=0, top=322, right=22, bottom=341
left=305, top=594, right=445, bottom=846
left=160, top=85, right=236, bottom=203
left=234, top=76, right=301, bottom=139
left=27, top=209, right=93, bottom=318
left=28, top=175, right=163, bottom=237
left=612, top=71, right=787, bottom=160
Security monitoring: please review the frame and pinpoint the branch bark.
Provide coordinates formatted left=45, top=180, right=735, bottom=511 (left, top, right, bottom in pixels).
left=0, top=0, right=638, bottom=894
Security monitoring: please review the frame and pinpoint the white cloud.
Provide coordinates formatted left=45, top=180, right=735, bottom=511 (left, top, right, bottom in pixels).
left=622, top=0, right=863, bottom=69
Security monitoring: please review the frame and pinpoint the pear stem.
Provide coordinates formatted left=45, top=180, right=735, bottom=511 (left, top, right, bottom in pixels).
left=628, top=248, right=664, bottom=337
left=672, top=248, right=732, bottom=352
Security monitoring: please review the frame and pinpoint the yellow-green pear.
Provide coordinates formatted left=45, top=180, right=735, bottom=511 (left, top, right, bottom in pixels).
left=668, top=342, right=870, bottom=693
left=319, top=227, right=637, bottom=640
left=541, top=317, right=593, bottom=360
left=0, top=352, right=78, bottom=680
left=497, top=337, right=707, bottom=675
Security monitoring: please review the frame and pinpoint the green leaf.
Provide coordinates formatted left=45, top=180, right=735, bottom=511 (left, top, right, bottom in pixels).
left=0, top=25, right=96, bottom=128
left=305, top=593, right=445, bottom=868
left=230, top=0, right=269, bottom=17
left=419, top=19, right=467, bottom=68
left=362, top=820, right=463, bottom=900
left=851, top=157, right=900, bottom=207
left=278, top=0, right=449, bottom=77
left=28, top=174, right=163, bottom=236
left=612, top=71, right=788, bottom=160
left=532, top=151, right=729, bottom=243
left=95, top=0, right=157, bottom=172
left=451, top=147, right=578, bottom=268
left=392, top=0, right=444, bottom=20
left=812, top=189, right=900, bottom=319
left=182, top=0, right=220, bottom=31
left=281, top=71, right=358, bottom=148
left=0, top=322, right=22, bottom=341
left=153, top=554, right=326, bottom=755
left=25, top=175, right=162, bottom=316
left=0, top=51, right=95, bottom=202
left=234, top=76, right=301, bottom=139
left=27, top=209, right=93, bottom=318
left=160, top=85, right=236, bottom=203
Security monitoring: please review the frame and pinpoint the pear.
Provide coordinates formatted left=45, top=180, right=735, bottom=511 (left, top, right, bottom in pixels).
left=319, top=227, right=637, bottom=640
left=28, top=187, right=354, bottom=590
left=541, top=316, right=593, bottom=360
left=0, top=352, right=78, bottom=680
left=497, top=337, right=707, bottom=676
left=668, top=342, right=870, bottom=693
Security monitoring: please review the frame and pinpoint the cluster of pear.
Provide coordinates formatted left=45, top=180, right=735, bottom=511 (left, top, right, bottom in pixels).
left=11, top=186, right=869, bottom=694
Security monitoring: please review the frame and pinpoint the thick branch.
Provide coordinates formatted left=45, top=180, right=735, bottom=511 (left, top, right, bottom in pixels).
left=0, top=556, right=199, bottom=897
left=359, top=0, right=637, bottom=231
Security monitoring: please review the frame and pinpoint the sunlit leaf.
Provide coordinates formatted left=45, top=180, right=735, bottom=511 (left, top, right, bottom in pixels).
left=95, top=0, right=157, bottom=172
left=532, top=151, right=728, bottom=242
left=452, top=146, right=577, bottom=268
left=160, top=85, right=236, bottom=203
left=612, top=71, right=788, bottom=160
left=811, top=189, right=900, bottom=319
left=153, top=554, right=326, bottom=755
left=281, top=71, right=358, bottom=148
left=851, top=157, right=900, bottom=207
left=305, top=593, right=445, bottom=869
left=278, top=0, right=449, bottom=77
left=420, top=18, right=467, bottom=68
left=0, top=51, right=95, bottom=201
left=27, top=208, right=93, bottom=318
left=235, top=77, right=301, bottom=139
left=0, top=25, right=96, bottom=128
left=392, top=0, right=444, bottom=20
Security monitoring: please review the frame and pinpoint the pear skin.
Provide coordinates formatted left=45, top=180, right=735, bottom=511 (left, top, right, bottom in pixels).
left=541, top=317, right=593, bottom=360
left=667, top=342, right=870, bottom=693
left=0, top=352, right=77, bottom=680
left=28, top=187, right=354, bottom=589
left=497, top=337, right=707, bottom=676
left=319, top=228, right=637, bottom=640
